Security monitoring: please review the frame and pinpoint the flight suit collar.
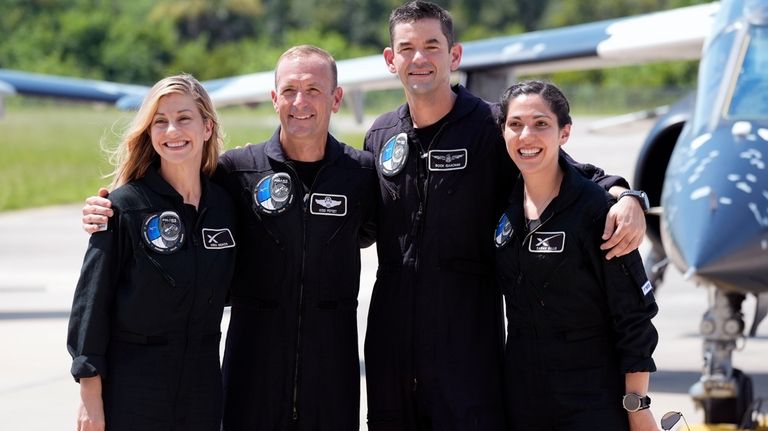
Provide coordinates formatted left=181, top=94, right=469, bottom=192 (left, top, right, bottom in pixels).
left=264, top=126, right=344, bottom=166
left=396, top=84, right=482, bottom=127
left=142, top=162, right=211, bottom=207
left=505, top=152, right=588, bottom=230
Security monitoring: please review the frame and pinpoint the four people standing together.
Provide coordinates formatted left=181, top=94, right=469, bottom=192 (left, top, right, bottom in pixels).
left=74, top=1, right=657, bottom=430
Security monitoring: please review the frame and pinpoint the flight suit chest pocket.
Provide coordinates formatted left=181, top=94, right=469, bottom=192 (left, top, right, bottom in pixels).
left=309, top=192, right=359, bottom=244
left=425, top=147, right=473, bottom=196
left=240, top=171, right=294, bottom=247
left=130, top=209, right=193, bottom=289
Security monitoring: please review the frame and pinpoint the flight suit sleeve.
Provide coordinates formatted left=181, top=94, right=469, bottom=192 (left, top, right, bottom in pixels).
left=591, top=208, right=658, bottom=373
left=66, top=206, right=128, bottom=382
left=561, top=149, right=630, bottom=191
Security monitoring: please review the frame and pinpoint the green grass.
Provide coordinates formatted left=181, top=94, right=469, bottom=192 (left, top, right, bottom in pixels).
left=0, top=102, right=366, bottom=211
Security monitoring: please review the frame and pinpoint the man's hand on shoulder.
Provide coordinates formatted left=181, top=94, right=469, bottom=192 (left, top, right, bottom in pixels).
left=82, top=188, right=113, bottom=235
left=601, top=190, right=647, bottom=260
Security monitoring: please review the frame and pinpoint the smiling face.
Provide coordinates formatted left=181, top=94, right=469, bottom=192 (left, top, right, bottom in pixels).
left=149, top=92, right=212, bottom=172
left=384, top=18, right=461, bottom=98
left=502, top=93, right=571, bottom=177
left=271, top=53, right=343, bottom=148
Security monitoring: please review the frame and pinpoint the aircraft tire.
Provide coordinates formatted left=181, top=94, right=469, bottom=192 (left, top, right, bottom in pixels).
left=703, top=368, right=754, bottom=424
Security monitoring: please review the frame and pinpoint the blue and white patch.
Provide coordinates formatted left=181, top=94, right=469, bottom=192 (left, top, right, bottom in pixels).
left=528, top=231, right=565, bottom=253
left=202, top=228, right=236, bottom=250
left=641, top=280, right=653, bottom=296
left=379, top=133, right=409, bottom=177
left=428, top=149, right=467, bottom=171
left=254, top=172, right=294, bottom=215
left=494, top=213, right=513, bottom=248
left=142, top=210, right=185, bottom=254
left=310, top=193, right=347, bottom=216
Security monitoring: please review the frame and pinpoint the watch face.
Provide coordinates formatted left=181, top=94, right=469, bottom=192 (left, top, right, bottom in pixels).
left=623, top=394, right=641, bottom=411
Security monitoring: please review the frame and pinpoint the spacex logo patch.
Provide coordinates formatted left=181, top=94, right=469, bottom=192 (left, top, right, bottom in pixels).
left=428, top=149, right=467, bottom=171
left=528, top=232, right=565, bottom=253
left=202, top=228, right=236, bottom=250
left=310, top=193, right=347, bottom=216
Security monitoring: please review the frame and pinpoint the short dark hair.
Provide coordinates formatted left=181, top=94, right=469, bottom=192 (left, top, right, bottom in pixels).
left=389, top=1, right=455, bottom=48
left=276, top=45, right=338, bottom=89
left=498, top=80, right=572, bottom=129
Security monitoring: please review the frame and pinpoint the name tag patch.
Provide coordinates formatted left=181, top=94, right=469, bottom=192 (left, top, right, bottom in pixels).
left=528, top=232, right=565, bottom=253
left=202, top=228, right=236, bottom=249
left=641, top=280, right=653, bottom=296
left=428, top=149, right=467, bottom=171
left=310, top=193, right=347, bottom=216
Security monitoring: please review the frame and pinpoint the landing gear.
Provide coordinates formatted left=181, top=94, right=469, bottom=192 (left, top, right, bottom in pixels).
left=644, top=247, right=668, bottom=288
left=689, top=289, right=754, bottom=424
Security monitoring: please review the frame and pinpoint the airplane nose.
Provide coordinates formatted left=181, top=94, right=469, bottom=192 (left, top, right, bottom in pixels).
left=660, top=128, right=768, bottom=294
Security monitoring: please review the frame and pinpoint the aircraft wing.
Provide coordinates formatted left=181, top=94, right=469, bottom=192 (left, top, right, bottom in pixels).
left=0, top=69, right=149, bottom=107
left=0, top=1, right=719, bottom=109
left=459, top=2, right=719, bottom=76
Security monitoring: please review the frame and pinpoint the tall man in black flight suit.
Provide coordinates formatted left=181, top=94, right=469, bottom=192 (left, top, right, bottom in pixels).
left=362, top=2, right=649, bottom=430
left=82, top=45, right=377, bottom=431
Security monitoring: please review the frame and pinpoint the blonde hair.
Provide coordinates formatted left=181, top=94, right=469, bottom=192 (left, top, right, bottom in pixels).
left=107, top=74, right=223, bottom=189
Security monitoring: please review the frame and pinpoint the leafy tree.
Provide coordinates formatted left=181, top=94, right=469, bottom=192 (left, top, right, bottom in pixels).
left=149, top=0, right=263, bottom=46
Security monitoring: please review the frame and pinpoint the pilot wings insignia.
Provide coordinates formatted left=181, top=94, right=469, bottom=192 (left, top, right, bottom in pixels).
left=432, top=153, right=465, bottom=163
left=316, top=196, right=342, bottom=208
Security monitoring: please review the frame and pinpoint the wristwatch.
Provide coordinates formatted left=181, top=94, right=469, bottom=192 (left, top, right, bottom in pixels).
left=619, top=189, right=650, bottom=214
left=622, top=393, right=651, bottom=412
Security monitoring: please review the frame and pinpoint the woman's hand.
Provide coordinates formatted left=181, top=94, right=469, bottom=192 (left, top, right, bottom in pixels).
left=76, top=376, right=105, bottom=431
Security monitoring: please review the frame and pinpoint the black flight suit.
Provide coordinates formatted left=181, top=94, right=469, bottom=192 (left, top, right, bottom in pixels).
left=215, top=129, right=377, bottom=431
left=363, top=85, right=628, bottom=431
left=67, top=166, right=237, bottom=431
left=495, top=157, right=658, bottom=431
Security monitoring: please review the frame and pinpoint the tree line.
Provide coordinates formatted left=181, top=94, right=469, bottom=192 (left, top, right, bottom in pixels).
left=1, top=0, right=708, bottom=91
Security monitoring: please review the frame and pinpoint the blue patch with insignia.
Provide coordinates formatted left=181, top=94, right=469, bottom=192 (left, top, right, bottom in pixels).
left=254, top=172, right=294, bottom=215
left=495, top=213, right=513, bottom=248
left=142, top=210, right=185, bottom=254
left=379, top=133, right=409, bottom=177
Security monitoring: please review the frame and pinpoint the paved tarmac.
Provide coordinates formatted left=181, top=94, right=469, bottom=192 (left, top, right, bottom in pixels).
left=0, top=116, right=766, bottom=430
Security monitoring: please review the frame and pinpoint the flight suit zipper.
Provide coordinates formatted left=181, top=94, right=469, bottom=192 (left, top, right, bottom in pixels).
left=289, top=162, right=328, bottom=422
left=409, top=120, right=449, bottom=394
left=520, top=211, right=555, bottom=306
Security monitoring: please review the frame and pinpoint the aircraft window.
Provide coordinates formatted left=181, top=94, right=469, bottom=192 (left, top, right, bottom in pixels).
left=728, top=26, right=768, bottom=118
left=694, top=28, right=736, bottom=128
